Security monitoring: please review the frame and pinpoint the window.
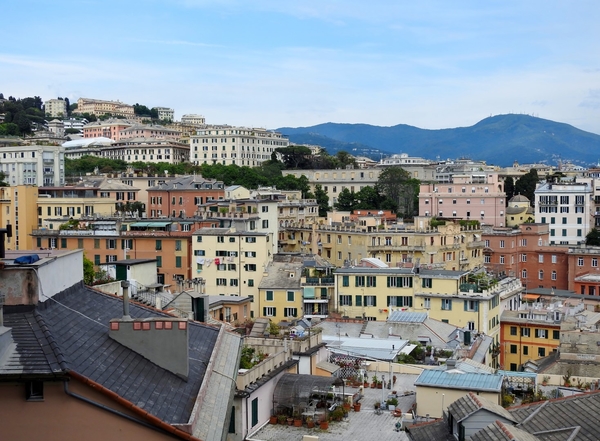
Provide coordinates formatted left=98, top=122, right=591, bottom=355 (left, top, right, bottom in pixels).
left=441, top=299, right=452, bottom=310
left=553, top=330, right=560, bottom=340
left=521, top=327, right=530, bottom=337
left=60, top=238, right=67, bottom=249
left=578, top=257, right=584, bottom=266
left=342, top=275, right=349, bottom=287
left=155, top=240, right=162, bottom=250
left=499, top=240, right=505, bottom=248
left=287, top=291, right=295, bottom=302
left=510, top=363, right=517, bottom=372
left=422, top=279, right=432, bottom=288
left=245, top=237, right=256, bottom=243
left=339, top=295, right=352, bottom=306
left=366, top=276, right=376, bottom=287
left=593, top=258, right=598, bottom=267
left=248, top=279, right=254, bottom=287
left=535, top=329, right=547, bottom=339
left=263, top=307, right=276, bottom=317
left=26, top=381, right=44, bottom=401
left=539, top=254, right=544, bottom=263
left=217, top=236, right=224, bottom=243
left=156, top=256, right=162, bottom=267
left=245, top=264, right=257, bottom=271
left=284, top=308, right=298, bottom=317
left=94, top=255, right=101, bottom=265
left=423, top=298, right=431, bottom=309
left=522, top=269, right=527, bottom=279
left=464, top=300, right=478, bottom=312
left=216, top=278, right=227, bottom=286
left=196, top=236, right=203, bottom=242
left=539, top=270, right=544, bottom=280
left=521, top=253, right=527, bottom=262
left=551, top=270, right=557, bottom=280
left=538, top=347, right=546, bottom=357
left=484, top=255, right=491, bottom=264
left=266, top=290, right=273, bottom=301
left=355, top=276, right=365, bottom=287
left=510, top=345, right=517, bottom=354
left=176, top=256, right=182, bottom=268
left=523, top=346, right=529, bottom=355
left=510, top=326, right=517, bottom=336
left=106, top=239, right=116, bottom=249
left=230, top=279, right=239, bottom=286
left=262, top=220, right=269, bottom=228
left=364, top=295, right=377, bottom=307
left=552, top=255, right=557, bottom=264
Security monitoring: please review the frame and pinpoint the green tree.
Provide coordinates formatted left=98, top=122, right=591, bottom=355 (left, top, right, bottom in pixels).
left=313, top=184, right=330, bottom=216
left=276, top=145, right=312, bottom=169
left=335, top=151, right=356, bottom=169
left=376, top=167, right=420, bottom=217
left=514, top=169, right=539, bottom=204
left=83, top=255, right=95, bottom=285
left=355, top=186, right=382, bottom=209
left=0, top=171, right=8, bottom=187
left=334, top=188, right=357, bottom=211
left=586, top=228, right=600, bottom=246
left=504, top=176, right=515, bottom=205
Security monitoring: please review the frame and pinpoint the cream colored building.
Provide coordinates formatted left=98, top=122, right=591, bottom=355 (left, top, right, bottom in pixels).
left=191, top=227, right=272, bottom=317
left=0, top=185, right=39, bottom=250
left=281, top=218, right=485, bottom=271
left=181, top=114, right=206, bottom=126
left=154, top=107, right=174, bottom=121
left=190, top=125, right=288, bottom=167
left=44, top=99, right=67, bottom=117
left=65, top=138, right=190, bottom=164
left=0, top=144, right=65, bottom=186
left=76, top=98, right=135, bottom=118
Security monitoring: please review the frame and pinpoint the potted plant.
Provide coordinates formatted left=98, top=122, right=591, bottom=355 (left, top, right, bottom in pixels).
left=306, top=416, right=315, bottom=428
left=353, top=401, right=362, bottom=412
left=387, top=397, right=398, bottom=411
left=331, top=406, right=345, bottom=421
left=319, top=419, right=329, bottom=430
left=541, top=375, right=550, bottom=386
left=269, top=415, right=278, bottom=425
left=374, top=401, right=381, bottom=410
left=371, top=375, right=378, bottom=389
left=293, top=412, right=302, bottom=427
left=277, top=414, right=287, bottom=425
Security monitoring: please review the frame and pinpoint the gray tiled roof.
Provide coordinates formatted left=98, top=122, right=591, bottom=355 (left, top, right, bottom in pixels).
left=471, top=421, right=541, bottom=441
left=448, top=392, right=515, bottom=422
left=33, top=285, right=220, bottom=425
left=406, top=419, right=455, bottom=441
left=510, top=392, right=600, bottom=440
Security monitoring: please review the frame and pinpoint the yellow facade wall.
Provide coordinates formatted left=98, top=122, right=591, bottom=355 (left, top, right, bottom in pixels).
left=500, top=321, right=560, bottom=371
left=416, top=386, right=500, bottom=418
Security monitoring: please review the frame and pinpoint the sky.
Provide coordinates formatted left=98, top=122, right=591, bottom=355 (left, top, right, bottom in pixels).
left=2, top=0, right=600, bottom=134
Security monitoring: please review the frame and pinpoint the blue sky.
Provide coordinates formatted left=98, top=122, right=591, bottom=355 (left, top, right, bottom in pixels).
left=2, top=0, right=600, bottom=133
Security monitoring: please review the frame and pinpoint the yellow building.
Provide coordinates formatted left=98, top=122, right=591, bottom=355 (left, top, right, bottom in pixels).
left=257, top=256, right=303, bottom=323
left=333, top=266, right=513, bottom=367
left=37, top=186, right=117, bottom=227
left=281, top=217, right=484, bottom=271
left=500, top=304, right=564, bottom=371
left=0, top=185, right=39, bottom=250
left=191, top=227, right=272, bottom=317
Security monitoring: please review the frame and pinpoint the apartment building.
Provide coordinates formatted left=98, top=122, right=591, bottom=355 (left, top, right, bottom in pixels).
left=76, top=97, right=135, bottom=118
left=146, top=176, right=225, bottom=218
left=190, top=125, right=288, bottom=167
left=482, top=224, right=569, bottom=291
left=68, top=138, right=190, bottom=164
left=534, top=179, right=593, bottom=244
left=419, top=173, right=506, bottom=226
left=119, top=123, right=180, bottom=142
left=44, top=98, right=67, bottom=117
left=181, top=114, right=206, bottom=126
left=82, top=119, right=134, bottom=140
left=257, top=256, right=303, bottom=323
left=277, top=197, right=319, bottom=227
left=281, top=218, right=485, bottom=271
left=499, top=301, right=577, bottom=371
left=0, top=144, right=65, bottom=186
left=154, top=107, right=174, bottom=121
left=0, top=185, right=38, bottom=250
left=191, top=227, right=271, bottom=314
left=31, top=219, right=201, bottom=284
left=37, top=186, right=117, bottom=226
left=567, top=246, right=600, bottom=293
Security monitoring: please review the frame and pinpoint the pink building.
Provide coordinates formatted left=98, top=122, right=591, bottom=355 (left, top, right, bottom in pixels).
left=419, top=173, right=506, bottom=226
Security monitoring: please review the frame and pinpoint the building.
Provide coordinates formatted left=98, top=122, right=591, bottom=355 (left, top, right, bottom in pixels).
left=47, top=119, right=65, bottom=137
left=281, top=217, right=485, bottom=271
left=0, top=144, right=65, bottom=186
left=419, top=173, right=506, bottom=227
left=119, top=123, right=180, bottom=142
left=146, top=176, right=225, bottom=218
left=76, top=97, right=135, bottom=118
left=36, top=185, right=117, bottom=224
left=534, top=179, right=593, bottom=245
left=190, top=125, right=288, bottom=167
left=154, top=106, right=174, bottom=121
left=181, top=114, right=206, bottom=126
left=44, top=98, right=67, bottom=117
left=62, top=117, right=88, bottom=132
left=0, top=249, right=241, bottom=441
left=82, top=119, right=134, bottom=140
left=0, top=185, right=38, bottom=250
left=505, top=195, right=534, bottom=227
left=257, top=255, right=304, bottom=323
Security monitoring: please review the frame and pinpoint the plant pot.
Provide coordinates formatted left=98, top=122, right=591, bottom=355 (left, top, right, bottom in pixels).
left=269, top=416, right=278, bottom=425
left=343, top=403, right=351, bottom=411
left=287, top=418, right=294, bottom=426
left=294, top=419, right=302, bottom=427
left=364, top=382, right=370, bottom=388
left=353, top=403, right=361, bottom=412
left=307, top=421, right=315, bottom=428
left=371, top=383, right=376, bottom=388
left=320, top=421, right=329, bottom=430
left=377, top=383, right=383, bottom=389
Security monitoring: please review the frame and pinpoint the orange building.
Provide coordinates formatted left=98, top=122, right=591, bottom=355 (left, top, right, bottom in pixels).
left=567, top=246, right=600, bottom=295
left=147, top=176, right=225, bottom=218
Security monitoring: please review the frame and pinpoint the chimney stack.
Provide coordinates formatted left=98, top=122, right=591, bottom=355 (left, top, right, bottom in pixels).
left=121, top=280, right=131, bottom=320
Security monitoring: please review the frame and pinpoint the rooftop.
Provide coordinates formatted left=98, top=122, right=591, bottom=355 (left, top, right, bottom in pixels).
left=414, top=370, right=503, bottom=392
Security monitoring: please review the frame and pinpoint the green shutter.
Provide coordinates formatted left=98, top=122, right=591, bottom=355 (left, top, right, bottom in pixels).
left=263, top=307, right=267, bottom=316
left=373, top=296, right=377, bottom=307
left=474, top=302, right=479, bottom=312
left=409, top=277, right=413, bottom=288
left=273, top=307, right=277, bottom=317
left=387, top=296, right=391, bottom=307
left=251, top=398, right=258, bottom=426
left=387, top=277, right=391, bottom=287
left=343, top=275, right=349, bottom=287
left=229, top=406, right=236, bottom=433
left=94, top=255, right=100, bottom=265
left=356, top=295, right=362, bottom=307
left=409, top=297, right=413, bottom=307
left=464, top=300, right=468, bottom=311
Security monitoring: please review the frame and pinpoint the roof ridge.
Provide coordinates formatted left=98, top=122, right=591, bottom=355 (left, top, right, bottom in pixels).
left=516, top=400, right=549, bottom=425
left=496, top=420, right=516, bottom=440
left=33, top=308, right=69, bottom=372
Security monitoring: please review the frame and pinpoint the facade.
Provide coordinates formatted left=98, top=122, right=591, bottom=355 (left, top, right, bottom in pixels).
left=190, top=125, right=289, bottom=167
left=76, top=97, right=135, bottom=118
left=499, top=301, right=574, bottom=371
left=146, top=176, right=225, bottom=218
left=505, top=194, right=533, bottom=227
left=419, top=173, right=506, bottom=227
left=0, top=144, right=65, bottom=186
left=62, top=117, right=88, bottom=131
left=0, top=185, right=39, bottom=250
left=154, top=107, right=174, bottom=121
left=257, top=256, right=304, bottom=323
left=181, top=114, right=206, bottom=126
left=281, top=219, right=485, bottom=272
left=66, top=138, right=190, bottom=164
left=37, top=186, right=117, bottom=225
left=119, top=123, right=180, bottom=142
left=44, top=98, right=68, bottom=117
left=82, top=119, right=134, bottom=140
left=567, top=245, right=600, bottom=293
left=482, top=224, right=570, bottom=291
left=534, top=179, right=593, bottom=244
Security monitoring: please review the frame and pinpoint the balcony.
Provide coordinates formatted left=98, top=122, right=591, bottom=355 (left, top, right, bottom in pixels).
left=302, top=277, right=334, bottom=286
left=467, top=240, right=486, bottom=249
left=367, top=243, right=425, bottom=252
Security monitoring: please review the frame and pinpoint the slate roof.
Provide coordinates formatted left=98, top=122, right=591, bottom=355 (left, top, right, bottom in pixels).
left=415, top=370, right=503, bottom=392
left=471, top=420, right=541, bottom=441
left=406, top=419, right=455, bottom=441
left=258, top=260, right=302, bottom=290
left=448, top=392, right=515, bottom=422
left=509, top=391, right=600, bottom=440
left=6, top=284, right=221, bottom=425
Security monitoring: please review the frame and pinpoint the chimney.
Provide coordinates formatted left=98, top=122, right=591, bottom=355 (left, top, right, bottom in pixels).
left=121, top=280, right=131, bottom=320
left=446, top=359, right=456, bottom=370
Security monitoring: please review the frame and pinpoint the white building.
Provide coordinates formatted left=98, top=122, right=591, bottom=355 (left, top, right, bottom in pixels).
left=190, top=125, right=288, bottom=167
left=0, top=144, right=65, bottom=186
left=44, top=99, right=67, bottom=118
left=154, top=107, right=174, bottom=121
left=181, top=114, right=206, bottom=126
left=534, top=179, right=593, bottom=245
left=63, top=117, right=89, bottom=131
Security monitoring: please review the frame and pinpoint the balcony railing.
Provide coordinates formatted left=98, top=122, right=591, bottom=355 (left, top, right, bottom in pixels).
left=302, top=277, right=334, bottom=286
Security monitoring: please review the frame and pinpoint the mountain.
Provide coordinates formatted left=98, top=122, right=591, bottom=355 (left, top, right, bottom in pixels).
left=277, top=114, right=600, bottom=166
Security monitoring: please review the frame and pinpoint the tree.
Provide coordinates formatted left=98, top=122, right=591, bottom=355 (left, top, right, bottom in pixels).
left=0, top=171, right=8, bottom=187
left=334, top=188, right=357, bottom=211
left=586, top=229, right=600, bottom=246
left=276, top=146, right=312, bottom=169
left=504, top=176, right=515, bottom=205
left=376, top=167, right=420, bottom=217
left=133, top=103, right=152, bottom=116
left=355, top=186, right=382, bottom=209
left=83, top=255, right=95, bottom=285
left=514, top=169, right=539, bottom=204
left=313, top=184, right=330, bottom=216
left=335, top=151, right=356, bottom=169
